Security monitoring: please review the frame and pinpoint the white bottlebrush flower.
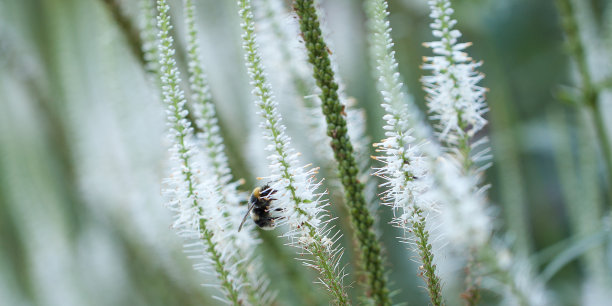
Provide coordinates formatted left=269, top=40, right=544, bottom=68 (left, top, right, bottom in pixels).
left=365, top=4, right=493, bottom=304
left=374, top=107, right=436, bottom=216
left=418, top=0, right=494, bottom=249
left=366, top=0, right=441, bottom=244
left=373, top=105, right=447, bottom=304
left=156, top=0, right=245, bottom=303
left=420, top=2, right=547, bottom=304
left=183, top=0, right=274, bottom=299
left=237, top=0, right=348, bottom=303
left=367, top=0, right=494, bottom=255
left=376, top=127, right=492, bottom=250
left=422, top=0, right=488, bottom=146
left=366, top=0, right=437, bottom=216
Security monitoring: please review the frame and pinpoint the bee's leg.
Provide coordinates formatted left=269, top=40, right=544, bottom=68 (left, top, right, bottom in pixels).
left=271, top=210, right=286, bottom=222
left=263, top=207, right=283, bottom=213
left=272, top=207, right=286, bottom=221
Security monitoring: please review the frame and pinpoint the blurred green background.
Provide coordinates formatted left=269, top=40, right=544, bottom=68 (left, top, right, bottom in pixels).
left=1, top=0, right=611, bottom=305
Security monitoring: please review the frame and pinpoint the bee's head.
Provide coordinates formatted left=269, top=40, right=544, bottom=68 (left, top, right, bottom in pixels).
left=252, top=186, right=262, bottom=199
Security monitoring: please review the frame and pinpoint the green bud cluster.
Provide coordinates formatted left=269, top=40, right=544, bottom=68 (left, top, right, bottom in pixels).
left=413, top=209, right=444, bottom=306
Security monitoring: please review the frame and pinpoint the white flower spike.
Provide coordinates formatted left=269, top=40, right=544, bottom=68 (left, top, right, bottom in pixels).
left=422, top=0, right=488, bottom=146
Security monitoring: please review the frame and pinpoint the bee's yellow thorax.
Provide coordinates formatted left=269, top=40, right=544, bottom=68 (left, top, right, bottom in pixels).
left=253, top=187, right=261, bottom=198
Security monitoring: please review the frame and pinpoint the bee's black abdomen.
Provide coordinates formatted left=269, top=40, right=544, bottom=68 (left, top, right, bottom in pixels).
left=245, top=185, right=281, bottom=230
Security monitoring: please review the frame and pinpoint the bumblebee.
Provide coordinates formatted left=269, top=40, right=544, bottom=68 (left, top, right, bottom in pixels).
left=238, top=185, right=282, bottom=232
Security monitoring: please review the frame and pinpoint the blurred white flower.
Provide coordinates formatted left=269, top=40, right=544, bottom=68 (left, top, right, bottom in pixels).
left=433, top=156, right=491, bottom=248
left=486, top=244, right=550, bottom=306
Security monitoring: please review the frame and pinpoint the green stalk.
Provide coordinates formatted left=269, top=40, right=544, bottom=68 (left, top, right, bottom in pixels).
left=292, top=1, right=390, bottom=304
left=556, top=0, right=612, bottom=204
left=461, top=252, right=480, bottom=306
left=413, top=210, right=444, bottom=306
left=549, top=109, right=612, bottom=291
left=101, top=0, right=147, bottom=68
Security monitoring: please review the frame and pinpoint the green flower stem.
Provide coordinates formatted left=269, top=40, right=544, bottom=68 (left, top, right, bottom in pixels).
left=549, top=109, right=611, bottom=288
left=292, top=1, right=390, bottom=304
left=461, top=252, right=480, bottom=306
left=301, top=223, right=349, bottom=305
left=486, top=65, right=532, bottom=254
left=101, top=0, right=147, bottom=68
left=413, top=210, right=444, bottom=306
left=157, top=1, right=241, bottom=303
left=200, top=220, right=241, bottom=305
left=556, top=0, right=612, bottom=204
left=576, top=115, right=611, bottom=286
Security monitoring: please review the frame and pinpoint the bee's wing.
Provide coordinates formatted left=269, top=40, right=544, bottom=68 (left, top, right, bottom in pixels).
left=238, top=201, right=256, bottom=232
